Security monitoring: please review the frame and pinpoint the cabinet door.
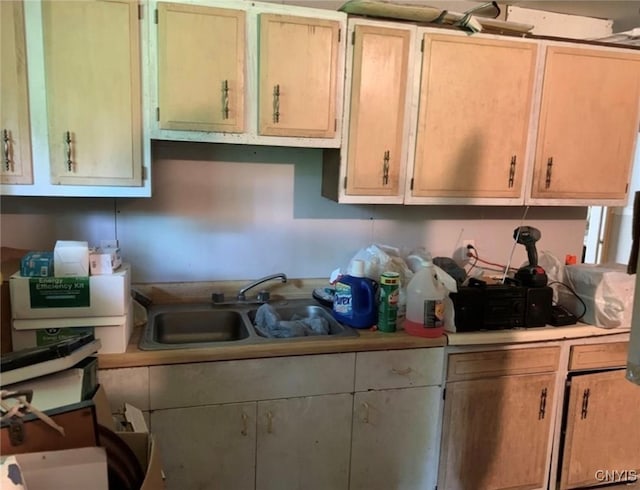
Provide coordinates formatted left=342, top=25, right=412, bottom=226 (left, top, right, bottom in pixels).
left=560, top=369, right=640, bottom=489
left=411, top=34, right=537, bottom=200
left=258, top=14, right=340, bottom=138
left=1, top=0, right=33, bottom=184
left=350, top=387, right=441, bottom=490
left=157, top=2, right=245, bottom=132
left=42, top=0, right=142, bottom=186
left=344, top=24, right=411, bottom=199
left=532, top=46, right=640, bottom=201
left=439, top=373, right=555, bottom=490
left=256, top=394, right=352, bottom=490
left=150, top=402, right=256, bottom=490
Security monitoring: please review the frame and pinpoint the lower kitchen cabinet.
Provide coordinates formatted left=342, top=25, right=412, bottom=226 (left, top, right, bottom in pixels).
left=439, top=347, right=560, bottom=490
left=560, top=368, right=640, bottom=489
left=150, top=402, right=257, bottom=490
left=256, top=394, right=353, bottom=490
left=439, top=372, right=556, bottom=490
left=350, top=386, right=441, bottom=490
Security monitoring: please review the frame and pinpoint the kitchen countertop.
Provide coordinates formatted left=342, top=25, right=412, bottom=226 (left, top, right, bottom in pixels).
left=96, top=279, right=631, bottom=369
left=97, top=325, right=447, bottom=369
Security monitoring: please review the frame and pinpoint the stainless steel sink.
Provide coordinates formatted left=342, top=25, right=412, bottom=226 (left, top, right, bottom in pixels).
left=138, top=299, right=358, bottom=351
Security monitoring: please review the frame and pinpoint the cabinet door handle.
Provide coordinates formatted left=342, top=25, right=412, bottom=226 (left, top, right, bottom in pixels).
left=382, top=150, right=390, bottom=185
left=240, top=411, right=248, bottom=436
left=538, top=387, right=547, bottom=420
left=3, top=129, right=10, bottom=171
left=508, top=155, right=516, bottom=188
left=65, top=131, right=74, bottom=172
left=272, top=84, right=280, bottom=123
left=222, top=80, right=230, bottom=120
left=545, top=157, right=553, bottom=189
left=361, top=402, right=370, bottom=424
left=266, top=410, right=274, bottom=434
left=391, top=367, right=412, bottom=376
left=581, top=388, right=590, bottom=419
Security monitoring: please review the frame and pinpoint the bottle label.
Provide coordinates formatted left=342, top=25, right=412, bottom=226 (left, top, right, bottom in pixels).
left=333, top=282, right=353, bottom=315
left=423, top=299, right=444, bottom=328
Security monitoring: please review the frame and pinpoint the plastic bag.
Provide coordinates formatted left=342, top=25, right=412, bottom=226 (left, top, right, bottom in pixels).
left=345, top=244, right=414, bottom=286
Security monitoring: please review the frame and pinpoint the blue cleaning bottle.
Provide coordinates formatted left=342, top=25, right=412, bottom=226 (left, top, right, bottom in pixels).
left=332, top=260, right=378, bottom=328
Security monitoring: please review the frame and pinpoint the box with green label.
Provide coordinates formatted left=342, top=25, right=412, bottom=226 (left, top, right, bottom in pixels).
left=9, top=264, right=130, bottom=319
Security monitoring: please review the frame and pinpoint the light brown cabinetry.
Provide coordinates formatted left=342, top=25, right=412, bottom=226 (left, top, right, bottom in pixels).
left=149, top=2, right=346, bottom=147
left=559, top=340, right=640, bottom=489
left=409, top=34, right=537, bottom=201
left=530, top=45, right=640, bottom=203
left=1, top=1, right=33, bottom=185
left=156, top=2, right=245, bottom=132
left=258, top=14, right=340, bottom=138
left=42, top=0, right=142, bottom=186
left=322, top=19, right=416, bottom=204
left=439, top=347, right=559, bottom=490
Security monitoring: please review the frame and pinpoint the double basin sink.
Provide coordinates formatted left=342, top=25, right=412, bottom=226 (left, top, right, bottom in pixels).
left=139, top=299, right=358, bottom=350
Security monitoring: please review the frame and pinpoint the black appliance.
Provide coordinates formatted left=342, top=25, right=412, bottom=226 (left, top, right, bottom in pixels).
left=450, top=280, right=553, bottom=331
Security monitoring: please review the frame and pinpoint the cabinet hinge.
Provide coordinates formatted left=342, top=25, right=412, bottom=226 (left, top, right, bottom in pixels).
left=626, top=183, right=629, bottom=194
left=442, top=388, right=446, bottom=400
left=421, top=38, right=425, bottom=52
left=154, top=8, right=158, bottom=24
left=156, top=107, right=160, bottom=122
left=351, top=31, right=355, bottom=45
left=141, top=166, right=147, bottom=181
left=138, top=4, right=143, bottom=20
left=343, top=176, right=347, bottom=190
left=334, top=119, right=337, bottom=132
left=338, top=28, right=341, bottom=43
left=410, top=178, right=414, bottom=191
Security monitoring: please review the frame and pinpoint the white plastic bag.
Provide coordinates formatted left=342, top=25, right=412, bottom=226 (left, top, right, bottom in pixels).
left=563, top=263, right=635, bottom=328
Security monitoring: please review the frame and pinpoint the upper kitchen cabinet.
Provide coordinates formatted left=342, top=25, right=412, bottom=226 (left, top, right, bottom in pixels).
left=528, top=43, right=640, bottom=205
left=1, top=1, right=33, bottom=185
left=258, top=14, right=340, bottom=139
left=148, top=1, right=346, bottom=148
left=406, top=32, right=538, bottom=205
left=156, top=2, right=245, bottom=133
left=43, top=0, right=142, bottom=186
left=1, top=0, right=151, bottom=197
left=322, top=20, right=416, bottom=204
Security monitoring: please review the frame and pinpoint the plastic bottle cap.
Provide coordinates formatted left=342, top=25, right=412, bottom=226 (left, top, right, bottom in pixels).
left=350, top=259, right=365, bottom=277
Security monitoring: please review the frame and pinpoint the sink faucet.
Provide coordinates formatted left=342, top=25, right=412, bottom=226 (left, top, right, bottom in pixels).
left=237, top=273, right=287, bottom=301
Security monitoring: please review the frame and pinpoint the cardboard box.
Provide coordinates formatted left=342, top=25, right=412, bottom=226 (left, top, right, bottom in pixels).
left=89, top=247, right=122, bottom=275
left=12, top=302, right=133, bottom=354
left=94, top=386, right=165, bottom=490
left=10, top=263, right=130, bottom=319
left=54, top=240, right=89, bottom=277
left=0, top=447, right=109, bottom=490
left=20, top=251, right=54, bottom=277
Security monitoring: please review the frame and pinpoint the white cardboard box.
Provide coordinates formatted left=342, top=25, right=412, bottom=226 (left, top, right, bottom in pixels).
left=0, top=447, right=109, bottom=490
left=10, top=263, right=130, bottom=319
left=89, top=247, right=122, bottom=275
left=54, top=240, right=89, bottom=277
left=11, top=301, right=133, bottom=354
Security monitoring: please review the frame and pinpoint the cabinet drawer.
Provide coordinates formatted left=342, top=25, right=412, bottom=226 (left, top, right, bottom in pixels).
left=150, top=353, right=355, bottom=410
left=354, top=348, right=444, bottom=391
left=447, top=346, right=560, bottom=382
left=569, top=342, right=629, bottom=371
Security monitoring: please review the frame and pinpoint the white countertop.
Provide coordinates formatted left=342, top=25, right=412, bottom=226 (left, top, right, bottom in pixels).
left=445, top=323, right=630, bottom=346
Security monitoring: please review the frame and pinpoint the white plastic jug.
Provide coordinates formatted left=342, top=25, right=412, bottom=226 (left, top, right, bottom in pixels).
left=404, top=258, right=457, bottom=337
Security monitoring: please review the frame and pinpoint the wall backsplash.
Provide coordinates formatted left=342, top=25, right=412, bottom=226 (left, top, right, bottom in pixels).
left=1, top=142, right=588, bottom=283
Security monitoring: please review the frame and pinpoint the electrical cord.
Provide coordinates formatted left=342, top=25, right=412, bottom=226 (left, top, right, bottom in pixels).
left=466, top=245, right=518, bottom=274
left=548, top=280, right=588, bottom=321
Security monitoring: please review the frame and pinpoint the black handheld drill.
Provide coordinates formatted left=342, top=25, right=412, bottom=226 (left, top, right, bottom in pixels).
left=513, top=226, right=548, bottom=287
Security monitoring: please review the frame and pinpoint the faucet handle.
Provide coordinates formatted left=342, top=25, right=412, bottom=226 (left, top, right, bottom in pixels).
left=211, top=291, right=225, bottom=303
left=256, top=290, right=270, bottom=303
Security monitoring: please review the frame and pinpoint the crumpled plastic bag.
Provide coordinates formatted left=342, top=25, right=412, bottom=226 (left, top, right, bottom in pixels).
left=562, top=263, right=635, bottom=328
left=254, top=304, right=330, bottom=338
left=345, top=244, right=414, bottom=286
